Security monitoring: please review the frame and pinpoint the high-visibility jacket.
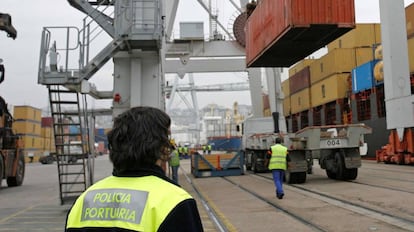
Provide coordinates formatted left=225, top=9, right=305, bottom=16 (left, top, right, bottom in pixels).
left=268, top=144, right=288, bottom=170
left=169, top=150, right=180, bottom=167
left=66, top=175, right=193, bottom=231
left=207, top=145, right=212, bottom=151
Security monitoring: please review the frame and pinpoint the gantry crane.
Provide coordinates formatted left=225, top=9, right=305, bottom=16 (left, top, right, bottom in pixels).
left=375, top=0, right=414, bottom=164
left=37, top=0, right=276, bottom=204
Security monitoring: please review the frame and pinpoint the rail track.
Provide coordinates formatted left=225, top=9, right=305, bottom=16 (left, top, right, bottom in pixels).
left=181, top=160, right=414, bottom=231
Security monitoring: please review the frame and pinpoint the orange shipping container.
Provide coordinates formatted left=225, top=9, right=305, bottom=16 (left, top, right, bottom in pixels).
left=290, top=88, right=311, bottom=114
left=310, top=73, right=350, bottom=108
left=246, top=0, right=355, bottom=67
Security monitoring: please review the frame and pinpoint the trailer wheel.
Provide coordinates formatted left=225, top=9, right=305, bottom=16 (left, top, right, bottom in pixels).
left=0, top=154, right=3, bottom=187
left=326, top=169, right=337, bottom=179
left=251, top=154, right=258, bottom=173
left=245, top=152, right=252, bottom=171
left=344, top=168, right=358, bottom=180
left=7, top=153, right=25, bottom=187
left=286, top=171, right=307, bottom=184
left=335, top=152, right=345, bottom=180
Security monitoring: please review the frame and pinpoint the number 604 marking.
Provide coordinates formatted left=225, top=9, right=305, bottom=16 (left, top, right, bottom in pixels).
left=326, top=139, right=340, bottom=146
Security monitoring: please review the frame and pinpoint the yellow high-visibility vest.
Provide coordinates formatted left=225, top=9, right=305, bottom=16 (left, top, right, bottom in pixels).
left=268, top=144, right=288, bottom=170
left=66, top=175, right=192, bottom=231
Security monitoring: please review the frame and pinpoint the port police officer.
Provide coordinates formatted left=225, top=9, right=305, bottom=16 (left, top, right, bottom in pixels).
left=65, top=106, right=203, bottom=231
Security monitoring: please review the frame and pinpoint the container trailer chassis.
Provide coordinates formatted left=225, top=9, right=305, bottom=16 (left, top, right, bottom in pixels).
left=243, top=124, right=372, bottom=184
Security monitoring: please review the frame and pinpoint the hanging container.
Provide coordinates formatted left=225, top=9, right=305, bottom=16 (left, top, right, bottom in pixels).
left=246, top=0, right=356, bottom=67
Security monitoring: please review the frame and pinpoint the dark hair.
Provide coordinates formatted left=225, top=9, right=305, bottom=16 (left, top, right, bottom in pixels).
left=107, top=106, right=171, bottom=173
left=275, top=137, right=282, bottom=144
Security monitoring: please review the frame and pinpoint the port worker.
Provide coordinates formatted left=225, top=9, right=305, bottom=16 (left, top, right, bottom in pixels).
left=169, top=145, right=180, bottom=184
left=183, top=145, right=189, bottom=159
left=207, top=144, right=212, bottom=154
left=65, top=106, right=204, bottom=232
left=267, top=137, right=289, bottom=199
left=202, top=144, right=207, bottom=154
left=178, top=145, right=184, bottom=159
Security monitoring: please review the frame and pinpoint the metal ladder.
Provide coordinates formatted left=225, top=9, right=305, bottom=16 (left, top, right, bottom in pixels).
left=48, top=85, right=91, bottom=205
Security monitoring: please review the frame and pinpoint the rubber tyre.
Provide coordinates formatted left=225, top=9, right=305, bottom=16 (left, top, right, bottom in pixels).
left=251, top=154, right=258, bottom=173
left=295, top=172, right=307, bottom=184
left=326, top=169, right=337, bottom=179
left=344, top=168, right=358, bottom=180
left=245, top=153, right=252, bottom=171
left=335, top=152, right=346, bottom=180
left=7, top=153, right=25, bottom=187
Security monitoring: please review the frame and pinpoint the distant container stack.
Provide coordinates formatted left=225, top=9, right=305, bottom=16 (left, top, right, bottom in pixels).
left=12, top=106, right=44, bottom=162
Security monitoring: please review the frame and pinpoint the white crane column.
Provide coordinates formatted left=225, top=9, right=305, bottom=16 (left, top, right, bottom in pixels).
left=379, top=0, right=414, bottom=139
left=112, top=51, right=165, bottom=117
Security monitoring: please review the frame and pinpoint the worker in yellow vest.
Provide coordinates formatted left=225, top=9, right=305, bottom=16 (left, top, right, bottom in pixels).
left=267, top=137, right=289, bottom=199
left=169, top=146, right=180, bottom=184
left=207, top=144, right=212, bottom=154
left=65, top=106, right=203, bottom=231
left=183, top=145, right=189, bottom=159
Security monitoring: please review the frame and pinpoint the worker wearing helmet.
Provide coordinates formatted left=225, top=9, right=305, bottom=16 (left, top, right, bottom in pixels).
left=267, top=137, right=289, bottom=199
left=65, top=106, right=203, bottom=232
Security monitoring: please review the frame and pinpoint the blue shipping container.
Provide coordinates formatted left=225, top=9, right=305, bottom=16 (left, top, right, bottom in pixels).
left=352, top=60, right=378, bottom=94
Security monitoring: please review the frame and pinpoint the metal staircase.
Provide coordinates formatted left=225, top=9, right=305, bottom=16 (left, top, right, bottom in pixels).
left=48, top=85, right=91, bottom=205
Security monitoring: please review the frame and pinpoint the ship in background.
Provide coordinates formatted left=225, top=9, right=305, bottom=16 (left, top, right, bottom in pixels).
left=266, top=4, right=414, bottom=158
left=205, top=102, right=245, bottom=151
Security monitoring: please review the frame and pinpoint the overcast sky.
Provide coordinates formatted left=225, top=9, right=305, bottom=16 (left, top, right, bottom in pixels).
left=1, top=0, right=414, bottom=111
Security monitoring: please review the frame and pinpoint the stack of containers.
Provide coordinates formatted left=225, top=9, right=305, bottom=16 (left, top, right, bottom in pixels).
left=282, top=78, right=290, bottom=117
left=95, top=128, right=109, bottom=155
left=12, top=106, right=43, bottom=162
left=287, top=59, right=314, bottom=115
left=41, top=117, right=56, bottom=155
left=311, top=24, right=381, bottom=109
left=283, top=23, right=382, bottom=126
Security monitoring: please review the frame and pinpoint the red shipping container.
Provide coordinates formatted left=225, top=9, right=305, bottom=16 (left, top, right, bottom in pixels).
left=41, top=117, right=53, bottom=127
left=289, top=66, right=310, bottom=94
left=246, top=0, right=355, bottom=67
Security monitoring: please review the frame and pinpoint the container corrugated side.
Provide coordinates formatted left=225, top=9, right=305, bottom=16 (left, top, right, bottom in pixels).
left=13, top=105, right=42, bottom=122
left=246, top=0, right=355, bottom=67
left=406, top=3, right=414, bottom=38
left=12, top=120, right=42, bottom=136
left=283, top=96, right=291, bottom=116
left=289, top=66, right=311, bottom=94
left=310, top=48, right=356, bottom=83
left=408, top=37, right=414, bottom=73
left=288, top=59, right=315, bottom=77
left=290, top=88, right=311, bottom=114
left=282, top=79, right=290, bottom=97
left=311, top=73, right=350, bottom=108
left=327, top=23, right=381, bottom=51
left=352, top=60, right=377, bottom=94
